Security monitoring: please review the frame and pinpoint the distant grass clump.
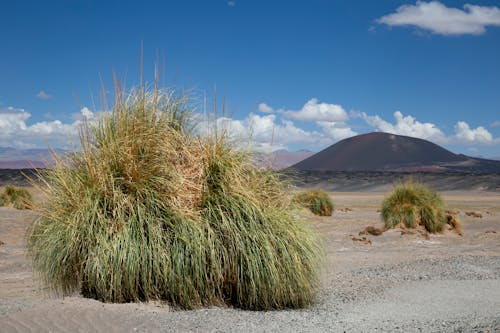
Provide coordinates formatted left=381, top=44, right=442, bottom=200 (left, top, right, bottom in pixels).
left=294, top=190, right=333, bottom=216
left=0, top=185, right=32, bottom=210
left=28, top=85, right=322, bottom=310
left=381, top=182, right=447, bottom=233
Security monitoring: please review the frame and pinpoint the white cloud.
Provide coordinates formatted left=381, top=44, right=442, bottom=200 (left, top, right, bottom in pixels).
left=227, top=1, right=236, bottom=7
left=355, top=110, right=499, bottom=146
left=36, top=90, right=52, bottom=100
left=377, top=1, right=500, bottom=35
left=316, top=121, right=357, bottom=141
left=197, top=113, right=330, bottom=152
left=354, top=110, right=446, bottom=143
left=284, top=98, right=349, bottom=122
left=277, top=119, right=326, bottom=146
left=0, top=106, right=92, bottom=148
left=248, top=99, right=357, bottom=150
left=491, top=121, right=500, bottom=127
left=454, top=121, right=495, bottom=145
left=258, top=103, right=274, bottom=113
left=80, top=107, right=95, bottom=119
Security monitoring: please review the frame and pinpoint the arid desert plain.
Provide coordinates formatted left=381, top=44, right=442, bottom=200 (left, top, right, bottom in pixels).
left=1, top=181, right=499, bottom=332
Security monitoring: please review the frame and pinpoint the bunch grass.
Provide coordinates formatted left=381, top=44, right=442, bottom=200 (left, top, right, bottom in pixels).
left=294, top=190, right=334, bottom=216
left=381, top=182, right=447, bottom=233
left=28, top=84, right=322, bottom=310
left=0, top=185, right=32, bottom=209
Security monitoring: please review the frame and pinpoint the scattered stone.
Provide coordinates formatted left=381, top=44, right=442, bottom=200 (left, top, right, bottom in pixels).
left=337, top=207, right=353, bottom=213
left=465, top=211, right=482, bottom=218
left=359, top=226, right=386, bottom=236
left=351, top=236, right=372, bottom=245
left=485, top=230, right=497, bottom=234
left=400, top=229, right=415, bottom=236
left=400, top=228, right=430, bottom=240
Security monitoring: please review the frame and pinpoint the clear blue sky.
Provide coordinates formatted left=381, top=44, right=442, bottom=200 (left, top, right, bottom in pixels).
left=1, top=0, right=499, bottom=157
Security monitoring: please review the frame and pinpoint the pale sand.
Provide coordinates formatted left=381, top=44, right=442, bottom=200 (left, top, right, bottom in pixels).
left=1, top=190, right=499, bottom=332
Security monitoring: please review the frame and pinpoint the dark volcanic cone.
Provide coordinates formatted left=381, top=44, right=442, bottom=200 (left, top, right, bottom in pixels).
left=292, top=132, right=470, bottom=172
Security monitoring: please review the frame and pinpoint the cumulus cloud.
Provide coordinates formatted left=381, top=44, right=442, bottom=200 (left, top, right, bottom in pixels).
left=258, top=103, right=274, bottom=113
left=36, top=90, right=52, bottom=100
left=0, top=106, right=93, bottom=148
left=454, top=121, right=494, bottom=145
left=354, top=110, right=446, bottom=143
left=197, top=113, right=326, bottom=152
left=355, top=110, right=499, bottom=146
left=251, top=99, right=357, bottom=149
left=316, top=121, right=357, bottom=141
left=490, top=121, right=500, bottom=127
left=284, top=98, right=349, bottom=122
left=80, top=107, right=95, bottom=119
left=377, top=1, right=500, bottom=35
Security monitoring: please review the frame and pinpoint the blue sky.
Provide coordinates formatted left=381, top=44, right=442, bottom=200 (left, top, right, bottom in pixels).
left=1, top=0, right=500, bottom=157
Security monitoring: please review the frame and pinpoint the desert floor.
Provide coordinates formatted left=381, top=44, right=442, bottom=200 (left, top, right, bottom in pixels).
left=0, top=189, right=499, bottom=332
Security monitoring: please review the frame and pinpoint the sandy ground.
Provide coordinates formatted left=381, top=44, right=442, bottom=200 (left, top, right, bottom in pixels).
left=0, top=190, right=499, bottom=332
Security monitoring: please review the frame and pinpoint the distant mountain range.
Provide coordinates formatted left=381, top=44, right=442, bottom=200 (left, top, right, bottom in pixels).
left=0, top=147, right=66, bottom=169
left=2, top=133, right=500, bottom=173
left=254, top=149, right=315, bottom=170
left=291, top=132, right=500, bottom=173
left=0, top=146, right=314, bottom=170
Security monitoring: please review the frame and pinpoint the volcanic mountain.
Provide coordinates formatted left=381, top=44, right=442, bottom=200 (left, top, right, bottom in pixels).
left=291, top=132, right=500, bottom=173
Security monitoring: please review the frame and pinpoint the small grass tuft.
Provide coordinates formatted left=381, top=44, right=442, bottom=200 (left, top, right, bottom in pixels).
left=0, top=185, right=32, bottom=209
left=381, top=182, right=447, bottom=233
left=294, top=190, right=333, bottom=216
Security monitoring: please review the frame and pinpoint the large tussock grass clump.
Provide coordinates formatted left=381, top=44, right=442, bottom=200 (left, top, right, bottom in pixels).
left=29, top=86, right=322, bottom=310
left=381, top=182, right=447, bottom=233
left=294, top=190, right=333, bottom=216
left=0, top=185, right=32, bottom=210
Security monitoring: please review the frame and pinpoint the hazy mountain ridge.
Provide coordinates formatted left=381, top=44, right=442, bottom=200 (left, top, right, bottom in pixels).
left=0, top=147, right=66, bottom=169
left=254, top=149, right=315, bottom=170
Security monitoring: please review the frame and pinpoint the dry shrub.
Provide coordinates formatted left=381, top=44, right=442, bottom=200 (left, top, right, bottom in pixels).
left=446, top=213, right=463, bottom=236
left=0, top=185, right=32, bottom=209
left=28, top=85, right=322, bottom=310
left=381, top=182, right=447, bottom=233
left=294, top=190, right=333, bottom=216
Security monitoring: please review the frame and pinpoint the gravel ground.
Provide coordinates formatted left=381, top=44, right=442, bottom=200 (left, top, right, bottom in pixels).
left=1, top=191, right=499, bottom=332
left=119, top=256, right=500, bottom=333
